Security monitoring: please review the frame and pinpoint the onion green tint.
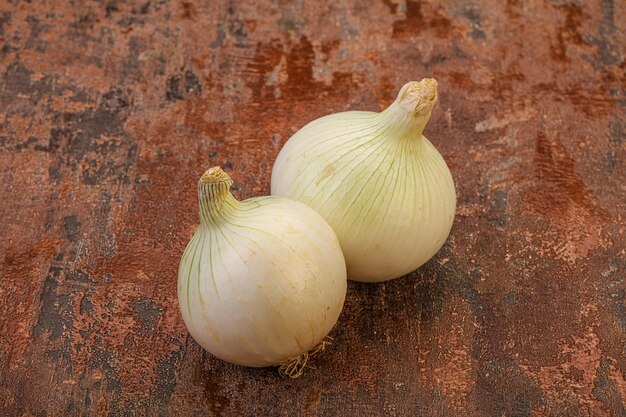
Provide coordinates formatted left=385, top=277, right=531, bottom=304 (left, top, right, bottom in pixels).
left=177, top=167, right=347, bottom=368
left=271, top=79, right=456, bottom=282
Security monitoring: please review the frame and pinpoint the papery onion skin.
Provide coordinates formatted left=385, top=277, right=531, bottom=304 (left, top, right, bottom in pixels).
left=271, top=79, right=456, bottom=283
left=177, top=167, right=347, bottom=367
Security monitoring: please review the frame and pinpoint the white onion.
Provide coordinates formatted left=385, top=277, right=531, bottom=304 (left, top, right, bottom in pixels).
left=178, top=167, right=347, bottom=375
left=271, top=79, right=456, bottom=282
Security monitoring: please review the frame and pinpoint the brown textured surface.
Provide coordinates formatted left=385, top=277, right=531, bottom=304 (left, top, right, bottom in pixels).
left=0, top=0, right=625, bottom=415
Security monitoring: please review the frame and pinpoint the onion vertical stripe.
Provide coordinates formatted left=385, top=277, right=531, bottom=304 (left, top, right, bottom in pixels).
left=271, top=78, right=456, bottom=283
left=177, top=167, right=347, bottom=371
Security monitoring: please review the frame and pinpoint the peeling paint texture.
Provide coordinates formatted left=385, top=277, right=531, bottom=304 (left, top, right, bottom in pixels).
left=0, top=1, right=625, bottom=416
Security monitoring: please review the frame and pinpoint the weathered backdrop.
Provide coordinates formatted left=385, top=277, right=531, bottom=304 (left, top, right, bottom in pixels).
left=0, top=0, right=624, bottom=415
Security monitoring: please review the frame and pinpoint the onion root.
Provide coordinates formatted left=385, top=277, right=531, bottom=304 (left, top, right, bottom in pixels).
left=277, top=336, right=333, bottom=378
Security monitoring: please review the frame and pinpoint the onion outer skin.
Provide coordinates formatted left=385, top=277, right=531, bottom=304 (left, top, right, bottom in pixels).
left=178, top=168, right=347, bottom=367
left=271, top=79, right=456, bottom=282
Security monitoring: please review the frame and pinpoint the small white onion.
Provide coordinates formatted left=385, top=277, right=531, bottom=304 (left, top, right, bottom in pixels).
left=178, top=167, right=347, bottom=375
left=271, top=79, right=456, bottom=282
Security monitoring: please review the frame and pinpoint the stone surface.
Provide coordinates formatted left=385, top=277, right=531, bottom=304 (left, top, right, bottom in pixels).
left=0, top=0, right=624, bottom=416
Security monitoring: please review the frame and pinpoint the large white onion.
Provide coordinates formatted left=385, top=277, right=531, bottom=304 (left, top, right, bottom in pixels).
left=271, top=79, right=456, bottom=282
left=178, top=167, right=347, bottom=375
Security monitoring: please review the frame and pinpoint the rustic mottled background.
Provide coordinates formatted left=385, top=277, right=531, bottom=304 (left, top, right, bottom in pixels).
left=0, top=0, right=624, bottom=415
